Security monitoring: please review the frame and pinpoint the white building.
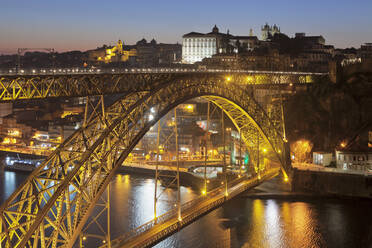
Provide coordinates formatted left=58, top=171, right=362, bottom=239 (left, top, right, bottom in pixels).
left=182, top=34, right=217, bottom=64
left=182, top=25, right=223, bottom=64
left=313, top=152, right=333, bottom=166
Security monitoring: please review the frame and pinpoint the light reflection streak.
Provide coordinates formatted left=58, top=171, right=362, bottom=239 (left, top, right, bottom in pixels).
left=4, top=171, right=16, bottom=198
left=265, top=199, right=282, bottom=248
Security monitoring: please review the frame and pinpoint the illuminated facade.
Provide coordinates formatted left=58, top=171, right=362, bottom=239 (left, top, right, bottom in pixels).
left=182, top=25, right=262, bottom=64
left=182, top=25, right=231, bottom=64
left=88, top=40, right=137, bottom=64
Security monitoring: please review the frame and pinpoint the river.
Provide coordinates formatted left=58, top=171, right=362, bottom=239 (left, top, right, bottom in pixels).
left=1, top=170, right=372, bottom=248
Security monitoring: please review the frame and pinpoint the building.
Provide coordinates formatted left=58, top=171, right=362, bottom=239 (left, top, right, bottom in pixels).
left=294, top=33, right=325, bottom=46
left=202, top=48, right=291, bottom=71
left=313, top=152, right=333, bottom=166
left=228, top=34, right=259, bottom=53
left=358, top=43, right=372, bottom=59
left=182, top=25, right=232, bottom=64
left=261, top=23, right=280, bottom=41
left=336, top=148, right=372, bottom=171
left=87, top=40, right=137, bottom=64
left=182, top=25, right=261, bottom=64
left=136, top=39, right=181, bottom=66
left=335, top=131, right=372, bottom=172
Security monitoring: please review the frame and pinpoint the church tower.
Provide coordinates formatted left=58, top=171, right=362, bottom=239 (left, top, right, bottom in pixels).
left=261, top=23, right=270, bottom=40
left=117, top=40, right=123, bottom=54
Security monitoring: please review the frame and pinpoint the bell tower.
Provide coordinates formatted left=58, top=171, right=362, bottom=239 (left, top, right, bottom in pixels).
left=117, top=40, right=123, bottom=54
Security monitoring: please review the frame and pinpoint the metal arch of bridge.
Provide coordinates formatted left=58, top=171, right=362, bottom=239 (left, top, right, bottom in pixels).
left=0, top=78, right=290, bottom=248
left=0, top=69, right=322, bottom=101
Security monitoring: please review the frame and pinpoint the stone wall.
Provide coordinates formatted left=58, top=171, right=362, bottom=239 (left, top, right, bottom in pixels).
left=292, top=168, right=372, bottom=198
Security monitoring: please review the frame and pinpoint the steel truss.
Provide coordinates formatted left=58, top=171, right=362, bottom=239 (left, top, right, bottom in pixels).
left=153, top=109, right=182, bottom=223
left=0, top=78, right=289, bottom=247
left=0, top=72, right=319, bottom=101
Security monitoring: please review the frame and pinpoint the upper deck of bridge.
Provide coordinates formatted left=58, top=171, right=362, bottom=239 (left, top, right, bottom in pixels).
left=0, top=67, right=327, bottom=101
left=0, top=67, right=327, bottom=77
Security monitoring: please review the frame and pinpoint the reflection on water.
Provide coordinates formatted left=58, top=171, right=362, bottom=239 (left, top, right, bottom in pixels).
left=1, top=171, right=372, bottom=248
left=158, top=197, right=372, bottom=248
left=0, top=171, right=28, bottom=199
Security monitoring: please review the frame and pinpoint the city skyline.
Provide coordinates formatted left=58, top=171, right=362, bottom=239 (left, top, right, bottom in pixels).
left=1, top=0, right=372, bottom=54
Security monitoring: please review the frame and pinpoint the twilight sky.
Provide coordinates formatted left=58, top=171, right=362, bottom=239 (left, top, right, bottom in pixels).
left=1, top=0, right=371, bottom=54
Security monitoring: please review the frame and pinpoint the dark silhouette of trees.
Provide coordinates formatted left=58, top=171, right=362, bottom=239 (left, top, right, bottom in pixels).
left=285, top=73, right=372, bottom=151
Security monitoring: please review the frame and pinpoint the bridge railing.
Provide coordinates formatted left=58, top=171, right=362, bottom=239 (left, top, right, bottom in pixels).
left=0, top=67, right=327, bottom=76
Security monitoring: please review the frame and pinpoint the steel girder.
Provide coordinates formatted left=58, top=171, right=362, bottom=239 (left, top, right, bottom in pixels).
left=0, top=77, right=289, bottom=247
left=0, top=72, right=318, bottom=101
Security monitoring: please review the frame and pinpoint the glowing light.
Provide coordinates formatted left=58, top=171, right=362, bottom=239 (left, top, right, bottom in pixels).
left=226, top=76, right=232, bottom=82
left=263, top=148, right=267, bottom=153
left=340, top=142, right=346, bottom=148
left=246, top=76, right=254, bottom=83
left=201, top=190, right=206, bottom=195
left=178, top=216, right=182, bottom=222
left=258, top=174, right=261, bottom=180
left=284, top=176, right=289, bottom=182
left=184, top=104, right=194, bottom=112
left=8, top=130, right=20, bottom=136
left=2, top=137, right=16, bottom=144
left=83, top=236, right=87, bottom=241
left=221, top=181, right=224, bottom=185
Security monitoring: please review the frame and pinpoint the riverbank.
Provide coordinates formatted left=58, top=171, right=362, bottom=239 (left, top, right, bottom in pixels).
left=243, top=175, right=372, bottom=201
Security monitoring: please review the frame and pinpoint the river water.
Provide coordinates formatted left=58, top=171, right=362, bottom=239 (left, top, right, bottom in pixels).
left=1, top=171, right=372, bottom=248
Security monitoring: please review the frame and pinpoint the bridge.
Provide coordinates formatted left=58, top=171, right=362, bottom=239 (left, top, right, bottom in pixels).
left=0, top=68, right=325, bottom=247
left=0, top=68, right=325, bottom=101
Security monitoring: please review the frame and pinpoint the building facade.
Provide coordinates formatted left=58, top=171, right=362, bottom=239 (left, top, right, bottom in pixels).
left=182, top=25, right=262, bottom=64
left=182, top=25, right=227, bottom=64
left=336, top=149, right=372, bottom=171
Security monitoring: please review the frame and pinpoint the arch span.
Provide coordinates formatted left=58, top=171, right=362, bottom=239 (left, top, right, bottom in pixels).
left=0, top=79, right=290, bottom=247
